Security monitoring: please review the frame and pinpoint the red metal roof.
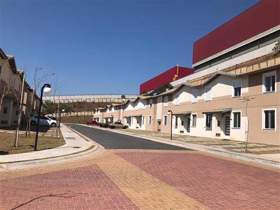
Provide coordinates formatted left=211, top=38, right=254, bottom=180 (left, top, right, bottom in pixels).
left=193, top=0, right=280, bottom=65
left=140, top=66, right=193, bottom=94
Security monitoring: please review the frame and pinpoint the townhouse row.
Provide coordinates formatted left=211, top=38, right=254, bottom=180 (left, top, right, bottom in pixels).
left=94, top=61, right=280, bottom=145
left=0, top=48, right=40, bottom=128
left=94, top=0, right=280, bottom=145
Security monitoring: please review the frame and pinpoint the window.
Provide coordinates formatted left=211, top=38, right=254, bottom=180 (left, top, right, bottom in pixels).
left=263, top=110, right=276, bottom=129
left=164, top=116, right=167, bottom=126
left=233, top=112, right=241, bottom=128
left=234, top=87, right=241, bottom=97
left=149, top=116, right=152, bottom=125
left=205, top=113, right=212, bottom=130
left=175, top=116, right=178, bottom=128
left=149, top=99, right=153, bottom=108
left=192, top=114, right=197, bottom=127
left=263, top=72, right=276, bottom=93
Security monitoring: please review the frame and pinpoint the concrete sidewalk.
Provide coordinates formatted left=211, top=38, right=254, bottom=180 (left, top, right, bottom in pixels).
left=0, top=124, right=95, bottom=164
left=84, top=125, right=280, bottom=169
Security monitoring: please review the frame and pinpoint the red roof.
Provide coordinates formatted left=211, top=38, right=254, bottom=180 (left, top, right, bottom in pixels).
left=193, top=0, right=280, bottom=65
left=140, top=66, right=193, bottom=94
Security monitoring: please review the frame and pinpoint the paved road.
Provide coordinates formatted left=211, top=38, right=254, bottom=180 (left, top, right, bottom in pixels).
left=2, top=124, right=280, bottom=210
left=69, top=124, right=188, bottom=150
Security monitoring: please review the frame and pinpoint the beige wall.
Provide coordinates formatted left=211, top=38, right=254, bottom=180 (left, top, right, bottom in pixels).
left=93, top=68, right=280, bottom=145
left=246, top=69, right=280, bottom=145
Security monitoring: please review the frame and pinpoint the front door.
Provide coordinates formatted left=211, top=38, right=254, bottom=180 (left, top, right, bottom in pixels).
left=224, top=115, right=230, bottom=136
left=186, top=115, right=191, bottom=133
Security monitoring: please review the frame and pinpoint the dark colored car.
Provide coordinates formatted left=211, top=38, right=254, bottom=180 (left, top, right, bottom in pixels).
left=99, top=122, right=109, bottom=128
left=109, top=121, right=128, bottom=129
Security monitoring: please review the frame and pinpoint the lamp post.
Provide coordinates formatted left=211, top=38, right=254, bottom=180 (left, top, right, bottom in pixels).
left=34, top=83, right=51, bottom=151
left=168, top=110, right=173, bottom=140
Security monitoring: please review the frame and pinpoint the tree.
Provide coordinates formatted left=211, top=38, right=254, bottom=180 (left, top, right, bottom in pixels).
left=42, top=100, right=57, bottom=114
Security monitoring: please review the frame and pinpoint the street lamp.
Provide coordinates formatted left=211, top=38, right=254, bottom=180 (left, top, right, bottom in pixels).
left=168, top=110, right=173, bottom=140
left=34, top=83, right=51, bottom=151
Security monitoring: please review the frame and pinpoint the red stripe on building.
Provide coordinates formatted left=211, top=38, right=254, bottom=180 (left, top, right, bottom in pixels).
left=140, top=66, right=193, bottom=94
left=193, top=0, right=280, bottom=65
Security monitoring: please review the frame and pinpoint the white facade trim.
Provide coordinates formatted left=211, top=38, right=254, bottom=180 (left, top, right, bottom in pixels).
left=262, top=70, right=277, bottom=93
left=172, top=41, right=278, bottom=87
left=262, top=108, right=277, bottom=131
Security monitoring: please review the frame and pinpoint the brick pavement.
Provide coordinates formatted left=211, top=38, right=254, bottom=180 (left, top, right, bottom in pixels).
left=117, top=151, right=280, bottom=210
left=0, top=164, right=137, bottom=210
left=1, top=150, right=280, bottom=210
left=94, top=151, right=207, bottom=210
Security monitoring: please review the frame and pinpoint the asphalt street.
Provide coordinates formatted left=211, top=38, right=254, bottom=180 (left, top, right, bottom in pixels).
left=69, top=124, right=188, bottom=150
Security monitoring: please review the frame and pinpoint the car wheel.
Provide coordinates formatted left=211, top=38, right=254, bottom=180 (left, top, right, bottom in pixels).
left=51, top=123, right=57, bottom=127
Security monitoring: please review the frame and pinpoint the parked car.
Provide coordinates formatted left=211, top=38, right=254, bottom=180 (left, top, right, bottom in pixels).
left=48, top=116, right=57, bottom=121
left=99, top=122, right=109, bottom=128
left=109, top=121, right=128, bottom=129
left=31, top=116, right=57, bottom=127
left=87, top=119, right=99, bottom=126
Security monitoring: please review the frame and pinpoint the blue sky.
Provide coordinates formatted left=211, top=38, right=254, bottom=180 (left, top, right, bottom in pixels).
left=0, top=0, right=258, bottom=95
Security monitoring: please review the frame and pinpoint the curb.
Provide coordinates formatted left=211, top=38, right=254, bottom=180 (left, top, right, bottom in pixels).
left=83, top=124, right=280, bottom=169
left=0, top=125, right=98, bottom=166
left=0, top=145, right=96, bottom=165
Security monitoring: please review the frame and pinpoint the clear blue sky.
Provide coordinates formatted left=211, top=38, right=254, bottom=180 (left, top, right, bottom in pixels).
left=0, top=0, right=258, bottom=95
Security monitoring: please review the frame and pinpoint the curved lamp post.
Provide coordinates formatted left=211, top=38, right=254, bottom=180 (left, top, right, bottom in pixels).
left=34, top=83, right=51, bottom=151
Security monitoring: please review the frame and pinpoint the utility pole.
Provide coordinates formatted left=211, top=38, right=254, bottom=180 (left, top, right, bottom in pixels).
left=168, top=110, right=173, bottom=140
left=14, top=71, right=25, bottom=147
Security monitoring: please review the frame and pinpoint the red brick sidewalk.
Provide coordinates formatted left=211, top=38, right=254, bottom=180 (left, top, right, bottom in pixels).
left=1, top=150, right=279, bottom=210
left=117, top=151, right=280, bottom=210
left=0, top=165, right=138, bottom=210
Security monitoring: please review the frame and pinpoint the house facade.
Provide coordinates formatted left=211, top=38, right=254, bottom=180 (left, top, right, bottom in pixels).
left=93, top=0, right=280, bottom=145
left=0, top=48, right=39, bottom=128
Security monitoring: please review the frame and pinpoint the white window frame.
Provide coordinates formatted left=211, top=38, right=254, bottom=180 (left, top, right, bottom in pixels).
left=232, top=86, right=242, bottom=97
left=205, top=113, right=213, bottom=130
left=262, top=71, right=277, bottom=93
left=192, top=113, right=197, bottom=127
left=232, top=111, right=241, bottom=129
left=262, top=108, right=277, bottom=130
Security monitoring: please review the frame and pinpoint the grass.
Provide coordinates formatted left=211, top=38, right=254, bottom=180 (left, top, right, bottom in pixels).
left=0, top=129, right=65, bottom=155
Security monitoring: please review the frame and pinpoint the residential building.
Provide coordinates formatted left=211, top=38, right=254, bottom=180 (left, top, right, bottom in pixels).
left=93, top=0, right=280, bottom=145
left=0, top=48, right=38, bottom=128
